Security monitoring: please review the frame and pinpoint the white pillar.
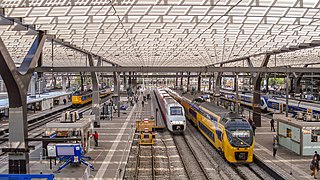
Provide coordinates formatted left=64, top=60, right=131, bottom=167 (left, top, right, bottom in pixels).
left=30, top=74, right=36, bottom=98
left=0, top=80, right=3, bottom=92
left=62, top=75, right=67, bottom=91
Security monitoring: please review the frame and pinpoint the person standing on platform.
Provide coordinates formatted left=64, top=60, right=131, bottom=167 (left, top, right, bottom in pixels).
left=91, top=131, right=99, bottom=147
left=248, top=117, right=253, bottom=126
left=270, top=118, right=275, bottom=132
left=272, top=135, right=278, bottom=157
left=251, top=121, right=256, bottom=136
left=314, top=151, right=320, bottom=173
left=311, top=156, right=319, bottom=179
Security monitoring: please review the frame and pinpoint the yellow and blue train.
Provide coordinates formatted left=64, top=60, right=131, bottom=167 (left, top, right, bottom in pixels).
left=72, top=87, right=112, bottom=106
left=168, top=89, right=254, bottom=163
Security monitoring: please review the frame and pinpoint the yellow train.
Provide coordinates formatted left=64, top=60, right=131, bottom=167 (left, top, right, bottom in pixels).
left=72, top=88, right=112, bottom=106
left=168, top=89, right=254, bottom=163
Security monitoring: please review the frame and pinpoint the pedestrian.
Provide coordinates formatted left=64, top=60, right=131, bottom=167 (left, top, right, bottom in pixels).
left=251, top=121, right=256, bottom=136
left=248, top=117, right=253, bottom=127
left=134, top=95, right=138, bottom=103
left=91, top=131, right=99, bottom=147
left=311, top=156, right=319, bottom=179
left=142, top=100, right=145, bottom=107
left=272, top=137, right=278, bottom=157
left=130, top=96, right=133, bottom=106
left=314, top=151, right=320, bottom=172
left=270, top=118, right=275, bottom=132
left=63, top=99, right=67, bottom=105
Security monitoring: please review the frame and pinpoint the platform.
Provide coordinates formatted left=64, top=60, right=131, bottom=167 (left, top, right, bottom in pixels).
left=0, top=93, right=154, bottom=179
left=252, top=112, right=312, bottom=180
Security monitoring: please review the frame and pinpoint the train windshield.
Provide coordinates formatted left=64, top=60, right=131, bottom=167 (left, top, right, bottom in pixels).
left=225, top=120, right=253, bottom=148
left=170, top=107, right=183, bottom=115
left=226, top=128, right=253, bottom=148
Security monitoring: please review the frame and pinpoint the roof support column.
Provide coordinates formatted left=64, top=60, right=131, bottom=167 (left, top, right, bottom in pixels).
left=29, top=74, right=37, bottom=98
left=286, top=72, right=289, bottom=117
left=123, top=72, right=127, bottom=91
left=175, top=72, right=178, bottom=89
left=208, top=74, right=212, bottom=91
left=128, top=72, right=132, bottom=88
left=113, top=69, right=121, bottom=117
left=0, top=77, right=4, bottom=92
left=0, top=34, right=46, bottom=174
left=294, top=64, right=308, bottom=94
left=265, top=76, right=269, bottom=92
left=67, top=75, right=71, bottom=89
left=80, top=72, right=84, bottom=91
left=62, top=75, right=67, bottom=91
left=252, top=54, right=270, bottom=127
left=197, top=73, right=201, bottom=92
left=211, top=73, right=215, bottom=93
left=180, top=72, right=183, bottom=90
left=88, top=55, right=100, bottom=128
left=187, top=72, right=191, bottom=92
left=235, top=72, right=239, bottom=114
left=214, top=65, right=223, bottom=105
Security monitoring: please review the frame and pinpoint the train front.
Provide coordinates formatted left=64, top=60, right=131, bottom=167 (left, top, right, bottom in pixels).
left=167, top=104, right=186, bottom=133
left=223, top=119, right=254, bottom=163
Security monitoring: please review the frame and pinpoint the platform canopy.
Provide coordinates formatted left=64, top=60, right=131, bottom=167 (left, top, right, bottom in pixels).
left=1, top=0, right=320, bottom=67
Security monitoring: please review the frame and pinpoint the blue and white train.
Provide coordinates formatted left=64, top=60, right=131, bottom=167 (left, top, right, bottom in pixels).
left=220, top=90, right=320, bottom=116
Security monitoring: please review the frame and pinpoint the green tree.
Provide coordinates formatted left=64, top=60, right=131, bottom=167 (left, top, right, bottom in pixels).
left=268, top=78, right=285, bottom=86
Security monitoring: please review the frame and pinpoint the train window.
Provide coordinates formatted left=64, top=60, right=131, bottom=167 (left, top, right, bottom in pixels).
left=170, top=107, right=183, bottom=115
left=286, top=128, right=292, bottom=138
left=311, top=130, right=320, bottom=142
left=311, top=134, right=318, bottom=142
left=189, top=108, right=197, bottom=118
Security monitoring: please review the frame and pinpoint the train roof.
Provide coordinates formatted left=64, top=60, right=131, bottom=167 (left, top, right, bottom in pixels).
left=200, top=102, right=231, bottom=117
left=72, top=90, right=92, bottom=96
left=164, top=97, right=178, bottom=104
left=223, top=117, right=251, bottom=129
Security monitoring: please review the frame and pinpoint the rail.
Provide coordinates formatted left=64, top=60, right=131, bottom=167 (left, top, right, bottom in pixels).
left=173, top=135, right=210, bottom=179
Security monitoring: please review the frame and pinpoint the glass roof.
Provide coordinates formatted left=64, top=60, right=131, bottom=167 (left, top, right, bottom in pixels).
left=1, top=0, right=320, bottom=67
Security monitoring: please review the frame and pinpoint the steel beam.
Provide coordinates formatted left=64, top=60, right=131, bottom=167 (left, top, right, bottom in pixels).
left=187, top=72, right=191, bottom=92
left=175, top=72, right=178, bottom=88
left=105, top=74, right=199, bottom=78
left=0, top=34, right=46, bottom=174
left=123, top=72, right=127, bottom=91
left=197, top=72, right=201, bottom=92
left=252, top=54, right=271, bottom=127
left=35, top=66, right=320, bottom=73
left=88, top=55, right=100, bottom=128
left=180, top=72, right=183, bottom=90
left=113, top=69, right=121, bottom=118
left=214, top=64, right=223, bottom=105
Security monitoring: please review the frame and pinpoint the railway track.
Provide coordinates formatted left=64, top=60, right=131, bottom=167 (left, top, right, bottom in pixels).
left=160, top=137, right=171, bottom=179
left=232, top=164, right=267, bottom=180
left=134, top=142, right=155, bottom=179
left=173, top=134, right=211, bottom=179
